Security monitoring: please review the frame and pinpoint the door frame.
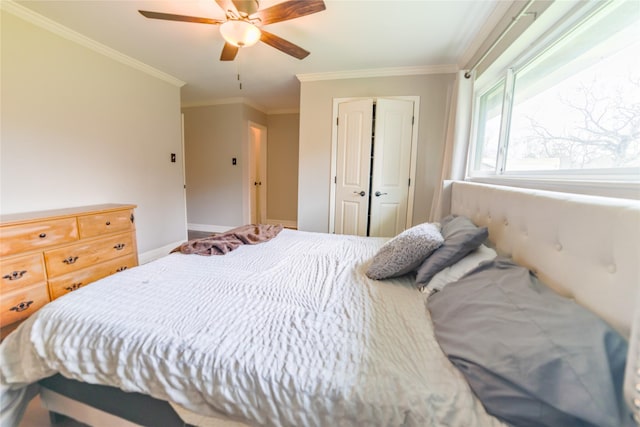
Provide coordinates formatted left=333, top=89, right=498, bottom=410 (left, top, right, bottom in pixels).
left=243, top=121, right=267, bottom=224
left=328, top=96, right=420, bottom=235
left=180, top=113, right=188, bottom=241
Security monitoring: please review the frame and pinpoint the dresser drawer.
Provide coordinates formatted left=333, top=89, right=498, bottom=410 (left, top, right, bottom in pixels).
left=78, top=209, right=134, bottom=238
left=0, top=282, right=49, bottom=328
left=0, top=218, right=79, bottom=257
left=44, top=232, right=135, bottom=278
left=48, top=254, right=137, bottom=299
left=1, top=253, right=46, bottom=292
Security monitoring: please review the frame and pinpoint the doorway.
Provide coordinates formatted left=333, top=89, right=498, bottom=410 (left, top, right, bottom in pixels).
left=247, top=122, right=267, bottom=225
left=329, top=97, right=419, bottom=237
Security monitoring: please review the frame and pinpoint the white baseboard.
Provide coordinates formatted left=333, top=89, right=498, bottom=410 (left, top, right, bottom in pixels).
left=138, top=239, right=184, bottom=264
left=266, top=219, right=298, bottom=229
left=187, top=223, right=235, bottom=233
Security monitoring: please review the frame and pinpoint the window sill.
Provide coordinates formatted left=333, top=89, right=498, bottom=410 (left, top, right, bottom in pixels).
left=466, top=176, right=640, bottom=200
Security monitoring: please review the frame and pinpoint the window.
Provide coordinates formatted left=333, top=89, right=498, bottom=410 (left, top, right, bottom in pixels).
left=473, top=81, right=505, bottom=172
left=470, top=1, right=640, bottom=182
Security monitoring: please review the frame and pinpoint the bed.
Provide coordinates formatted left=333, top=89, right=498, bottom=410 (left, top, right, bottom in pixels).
left=0, top=181, right=638, bottom=427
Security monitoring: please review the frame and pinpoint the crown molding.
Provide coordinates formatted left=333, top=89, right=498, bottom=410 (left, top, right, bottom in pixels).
left=1, top=0, right=185, bottom=88
left=181, top=97, right=268, bottom=113
left=296, top=64, right=458, bottom=82
left=268, top=108, right=300, bottom=115
left=457, top=0, right=516, bottom=69
left=181, top=98, right=299, bottom=115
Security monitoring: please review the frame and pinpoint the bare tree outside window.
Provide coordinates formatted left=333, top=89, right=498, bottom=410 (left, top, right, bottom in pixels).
left=507, top=41, right=640, bottom=172
left=523, top=77, right=640, bottom=169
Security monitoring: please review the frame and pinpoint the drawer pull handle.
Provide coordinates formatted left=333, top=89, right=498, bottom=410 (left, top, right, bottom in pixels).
left=130, top=214, right=135, bottom=223
left=3, top=270, right=27, bottom=281
left=116, top=266, right=128, bottom=272
left=39, top=233, right=47, bottom=238
left=10, top=300, right=33, bottom=313
left=113, top=243, right=126, bottom=251
left=106, top=221, right=111, bottom=226
left=62, top=256, right=79, bottom=265
left=65, top=283, right=83, bottom=292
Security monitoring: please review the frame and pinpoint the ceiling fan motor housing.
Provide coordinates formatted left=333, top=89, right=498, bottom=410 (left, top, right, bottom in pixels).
left=233, top=0, right=259, bottom=17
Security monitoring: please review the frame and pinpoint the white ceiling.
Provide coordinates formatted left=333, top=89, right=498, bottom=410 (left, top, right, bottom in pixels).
left=13, top=0, right=508, bottom=112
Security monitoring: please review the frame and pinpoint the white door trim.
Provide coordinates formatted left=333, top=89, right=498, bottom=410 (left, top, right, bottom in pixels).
left=329, top=96, right=420, bottom=235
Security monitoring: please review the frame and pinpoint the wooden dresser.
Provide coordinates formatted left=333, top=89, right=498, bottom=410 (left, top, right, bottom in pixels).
left=0, top=204, right=138, bottom=339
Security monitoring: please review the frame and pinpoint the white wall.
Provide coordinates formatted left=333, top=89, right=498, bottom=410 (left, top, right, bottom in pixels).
left=298, top=74, right=455, bottom=233
left=182, top=103, right=267, bottom=230
left=1, top=10, right=187, bottom=258
left=266, top=113, right=299, bottom=224
left=183, top=104, right=244, bottom=228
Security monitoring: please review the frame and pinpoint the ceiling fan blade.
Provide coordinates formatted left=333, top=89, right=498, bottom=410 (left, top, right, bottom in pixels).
left=138, top=10, right=224, bottom=25
left=260, top=30, right=310, bottom=60
left=251, top=0, right=325, bottom=25
left=215, top=0, right=239, bottom=17
left=220, top=43, right=239, bottom=61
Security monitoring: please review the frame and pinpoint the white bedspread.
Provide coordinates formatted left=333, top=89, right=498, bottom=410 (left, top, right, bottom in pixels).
left=0, top=230, right=503, bottom=427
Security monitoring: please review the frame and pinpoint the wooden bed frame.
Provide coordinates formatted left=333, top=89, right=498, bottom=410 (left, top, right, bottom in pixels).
left=38, top=181, right=640, bottom=426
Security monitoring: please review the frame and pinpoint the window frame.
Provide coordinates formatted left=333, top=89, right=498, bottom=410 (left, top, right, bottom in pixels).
left=466, top=0, right=640, bottom=199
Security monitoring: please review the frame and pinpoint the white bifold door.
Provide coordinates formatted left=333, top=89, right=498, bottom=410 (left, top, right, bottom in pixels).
left=333, top=97, right=416, bottom=237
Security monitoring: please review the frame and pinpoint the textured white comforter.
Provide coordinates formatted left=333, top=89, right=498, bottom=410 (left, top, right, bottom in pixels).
left=0, top=230, right=503, bottom=427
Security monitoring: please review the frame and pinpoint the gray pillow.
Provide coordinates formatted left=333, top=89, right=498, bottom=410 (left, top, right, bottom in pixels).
left=415, top=215, right=487, bottom=286
left=366, top=223, right=443, bottom=280
left=428, top=257, right=631, bottom=427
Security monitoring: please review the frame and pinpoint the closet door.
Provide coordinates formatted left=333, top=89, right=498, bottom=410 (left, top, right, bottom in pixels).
left=369, top=99, right=414, bottom=237
left=334, top=99, right=373, bottom=236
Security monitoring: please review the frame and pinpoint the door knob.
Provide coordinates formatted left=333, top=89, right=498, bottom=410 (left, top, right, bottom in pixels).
left=375, top=191, right=388, bottom=197
left=353, top=191, right=366, bottom=197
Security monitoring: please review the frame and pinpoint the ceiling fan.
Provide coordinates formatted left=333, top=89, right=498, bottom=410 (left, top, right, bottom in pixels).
left=139, top=0, right=326, bottom=61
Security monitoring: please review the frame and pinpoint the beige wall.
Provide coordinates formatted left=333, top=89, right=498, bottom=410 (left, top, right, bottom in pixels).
left=182, top=103, right=267, bottom=229
left=266, top=114, right=299, bottom=223
left=1, top=11, right=186, bottom=258
left=298, top=74, right=455, bottom=233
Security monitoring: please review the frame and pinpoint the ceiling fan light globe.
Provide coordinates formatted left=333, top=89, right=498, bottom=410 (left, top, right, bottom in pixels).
left=220, top=20, right=261, bottom=48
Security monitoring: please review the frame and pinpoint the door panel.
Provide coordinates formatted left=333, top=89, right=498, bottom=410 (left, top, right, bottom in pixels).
left=339, top=201, right=362, bottom=236
left=377, top=202, right=401, bottom=238
left=334, top=99, right=373, bottom=236
left=370, top=99, right=414, bottom=237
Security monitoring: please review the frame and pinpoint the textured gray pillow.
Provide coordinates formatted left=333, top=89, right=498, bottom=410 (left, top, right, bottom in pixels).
left=366, top=223, right=443, bottom=280
left=415, top=215, right=487, bottom=286
left=428, top=257, right=631, bottom=427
